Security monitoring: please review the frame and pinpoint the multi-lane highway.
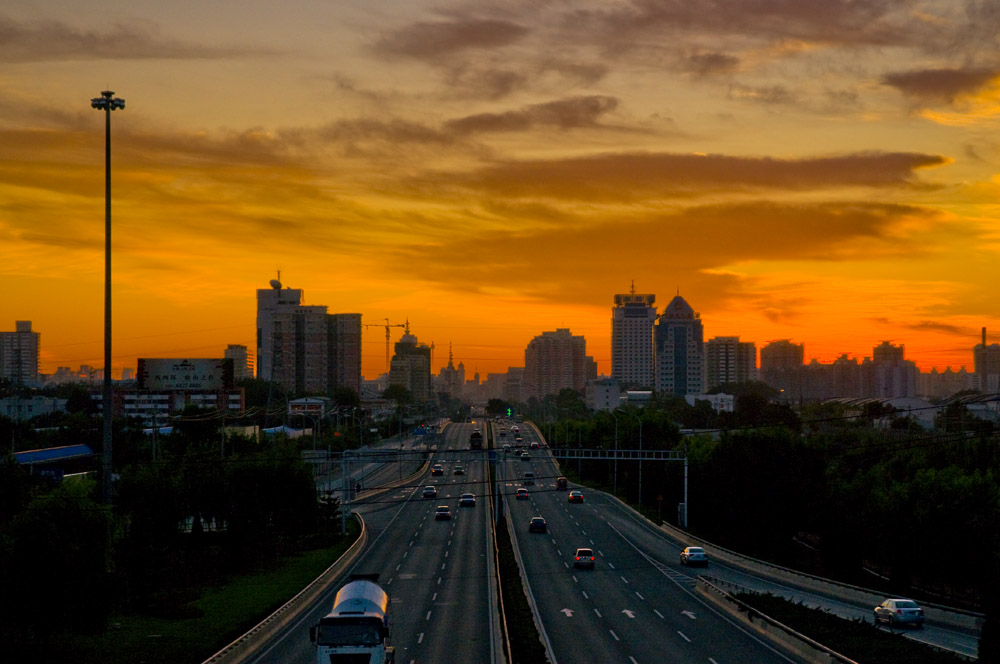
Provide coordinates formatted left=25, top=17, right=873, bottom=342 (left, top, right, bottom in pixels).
left=501, top=422, right=803, bottom=664
left=243, top=421, right=496, bottom=664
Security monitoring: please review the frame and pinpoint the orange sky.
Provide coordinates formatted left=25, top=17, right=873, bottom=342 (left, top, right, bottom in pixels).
left=2, top=1, right=1000, bottom=380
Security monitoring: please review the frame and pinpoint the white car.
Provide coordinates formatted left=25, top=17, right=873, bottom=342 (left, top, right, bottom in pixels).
left=680, top=546, right=708, bottom=567
left=459, top=493, right=476, bottom=506
left=874, top=598, right=924, bottom=628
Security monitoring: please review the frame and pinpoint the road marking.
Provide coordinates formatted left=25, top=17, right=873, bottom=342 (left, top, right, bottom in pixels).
left=572, top=575, right=578, bottom=583
left=417, top=633, right=424, bottom=644
left=557, top=549, right=563, bottom=556
left=677, top=631, right=691, bottom=643
left=607, top=562, right=614, bottom=569
left=629, top=658, right=639, bottom=664
left=609, top=629, right=620, bottom=641
left=581, top=529, right=587, bottom=535
left=594, top=609, right=602, bottom=618
left=410, top=540, right=415, bottom=546
left=386, top=578, right=393, bottom=585
left=582, top=591, right=589, bottom=599
left=426, top=610, right=432, bottom=620
left=403, top=551, right=408, bottom=558
left=564, top=562, right=569, bottom=568
left=709, top=659, right=719, bottom=664
left=437, top=576, right=442, bottom=585
left=635, top=591, right=644, bottom=600
left=432, top=593, right=437, bottom=601
left=621, top=576, right=629, bottom=584
left=589, top=539, right=595, bottom=545
left=561, top=608, right=574, bottom=617
left=682, top=610, right=697, bottom=620
left=395, top=564, right=401, bottom=571
left=445, top=551, right=449, bottom=558
left=622, top=609, right=635, bottom=618
left=654, top=609, right=665, bottom=619
left=599, top=550, right=605, bottom=557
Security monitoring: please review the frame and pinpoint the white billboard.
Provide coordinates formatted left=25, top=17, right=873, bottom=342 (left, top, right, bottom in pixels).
left=137, top=358, right=234, bottom=391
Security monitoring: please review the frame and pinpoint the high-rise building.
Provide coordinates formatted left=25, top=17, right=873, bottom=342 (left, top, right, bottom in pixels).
left=255, top=279, right=361, bottom=396
left=705, top=336, right=756, bottom=389
left=654, top=296, right=705, bottom=396
left=611, top=287, right=657, bottom=389
left=0, top=321, right=40, bottom=386
left=974, top=328, right=1000, bottom=393
left=389, top=325, right=432, bottom=401
left=225, top=344, right=253, bottom=381
left=524, top=328, right=596, bottom=399
left=865, top=341, right=917, bottom=398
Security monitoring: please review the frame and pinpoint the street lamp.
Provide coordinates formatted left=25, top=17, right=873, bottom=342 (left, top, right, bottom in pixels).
left=91, top=90, right=124, bottom=504
left=610, top=410, right=619, bottom=495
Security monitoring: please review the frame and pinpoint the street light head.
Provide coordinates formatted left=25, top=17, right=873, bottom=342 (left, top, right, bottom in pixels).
left=91, top=98, right=108, bottom=109
left=112, top=99, right=125, bottom=110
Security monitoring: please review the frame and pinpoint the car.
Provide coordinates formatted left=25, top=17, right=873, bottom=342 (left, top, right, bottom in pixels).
left=520, top=452, right=530, bottom=461
left=512, top=426, right=520, bottom=434
left=516, top=488, right=529, bottom=500
left=431, top=464, right=444, bottom=476
left=574, top=548, right=595, bottom=568
left=422, top=485, right=438, bottom=498
left=434, top=505, right=451, bottom=520
left=530, top=441, right=539, bottom=450
left=556, top=477, right=568, bottom=490
left=515, top=436, right=523, bottom=444
left=454, top=465, right=465, bottom=475
left=522, top=472, right=535, bottom=485
left=499, top=429, right=506, bottom=437
left=568, top=490, right=584, bottom=503
left=874, top=598, right=924, bottom=628
left=528, top=516, right=547, bottom=533
left=459, top=493, right=476, bottom=506
left=679, top=546, right=708, bottom=567
left=502, top=444, right=511, bottom=453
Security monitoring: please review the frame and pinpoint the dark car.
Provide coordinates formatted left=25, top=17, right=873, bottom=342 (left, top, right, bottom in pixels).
left=568, top=490, right=584, bottom=503
left=528, top=516, right=547, bottom=533
left=874, top=598, right=924, bottom=628
left=516, top=488, right=529, bottom=500
left=422, top=485, right=438, bottom=498
left=431, top=464, right=444, bottom=476
left=459, top=493, right=476, bottom=506
left=522, top=472, right=535, bottom=485
left=556, top=477, right=568, bottom=490
left=453, top=465, right=465, bottom=475
left=574, top=548, right=595, bottom=568
left=434, top=505, right=451, bottom=520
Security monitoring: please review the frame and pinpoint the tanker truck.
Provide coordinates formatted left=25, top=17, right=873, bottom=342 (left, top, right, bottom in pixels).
left=311, top=575, right=394, bottom=663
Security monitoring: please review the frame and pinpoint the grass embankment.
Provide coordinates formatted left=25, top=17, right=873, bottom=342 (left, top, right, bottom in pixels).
left=495, top=512, right=550, bottom=664
left=40, top=520, right=360, bottom=664
left=732, top=591, right=967, bottom=663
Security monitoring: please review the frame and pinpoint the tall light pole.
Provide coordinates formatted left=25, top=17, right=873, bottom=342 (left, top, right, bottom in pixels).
left=91, top=90, right=124, bottom=504
left=610, top=410, right=619, bottom=495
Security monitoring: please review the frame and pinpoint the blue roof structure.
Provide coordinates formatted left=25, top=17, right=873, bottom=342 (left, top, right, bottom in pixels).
left=14, top=444, right=95, bottom=465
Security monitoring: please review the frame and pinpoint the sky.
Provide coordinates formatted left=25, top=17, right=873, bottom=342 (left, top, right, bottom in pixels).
left=2, top=0, right=1000, bottom=380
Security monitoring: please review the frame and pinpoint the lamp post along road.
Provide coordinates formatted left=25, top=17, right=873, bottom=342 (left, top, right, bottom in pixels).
left=91, top=90, right=124, bottom=504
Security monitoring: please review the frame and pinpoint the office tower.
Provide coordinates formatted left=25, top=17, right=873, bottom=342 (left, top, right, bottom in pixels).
left=654, top=296, right=705, bottom=396
left=866, top=341, right=917, bottom=398
left=225, top=344, right=253, bottom=381
left=389, top=326, right=432, bottom=401
left=611, top=287, right=657, bottom=389
left=974, top=328, right=1000, bottom=393
left=0, top=321, right=40, bottom=386
left=705, top=336, right=757, bottom=389
left=255, top=278, right=361, bottom=395
left=523, top=328, right=595, bottom=399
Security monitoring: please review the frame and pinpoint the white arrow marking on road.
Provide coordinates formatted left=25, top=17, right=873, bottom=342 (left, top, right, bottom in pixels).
left=622, top=609, right=636, bottom=618
left=682, top=610, right=697, bottom=620
left=561, top=608, right=574, bottom=617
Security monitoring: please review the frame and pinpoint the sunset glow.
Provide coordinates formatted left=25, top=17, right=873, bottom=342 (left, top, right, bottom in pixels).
left=3, top=1, right=1000, bottom=379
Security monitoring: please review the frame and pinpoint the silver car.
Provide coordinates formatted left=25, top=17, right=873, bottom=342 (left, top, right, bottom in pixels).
left=874, top=598, right=924, bottom=628
left=679, top=546, right=708, bottom=567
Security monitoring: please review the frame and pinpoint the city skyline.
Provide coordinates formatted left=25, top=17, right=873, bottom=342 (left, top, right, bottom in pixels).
left=3, top=2, right=1000, bottom=379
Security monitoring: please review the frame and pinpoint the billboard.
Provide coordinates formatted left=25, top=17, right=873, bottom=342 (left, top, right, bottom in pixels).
left=137, top=358, right=234, bottom=391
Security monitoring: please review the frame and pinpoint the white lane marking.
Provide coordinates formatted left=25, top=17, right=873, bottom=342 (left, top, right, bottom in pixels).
left=551, top=538, right=557, bottom=545
left=557, top=549, right=563, bottom=556
left=589, top=539, right=595, bottom=545
left=445, top=551, right=449, bottom=558
left=621, top=576, right=629, bottom=584
left=581, top=529, right=587, bottom=535
left=709, top=659, right=719, bottom=664
left=594, top=608, right=602, bottom=618
left=426, top=610, right=432, bottom=620
left=386, top=578, right=393, bottom=585
left=403, top=551, right=408, bottom=558
left=572, top=575, right=578, bottom=583
left=635, top=591, right=645, bottom=600
left=432, top=593, right=437, bottom=601
left=599, top=550, right=605, bottom=557
left=629, top=658, right=639, bottom=664
left=582, top=591, right=589, bottom=599
left=417, top=633, right=424, bottom=644
left=395, top=564, right=401, bottom=571
left=677, top=631, right=691, bottom=643
left=622, top=609, right=635, bottom=618
left=441, top=563, right=446, bottom=570
left=609, top=629, right=620, bottom=641
left=654, top=609, right=665, bottom=619
left=563, top=562, right=569, bottom=568
left=437, top=576, right=442, bottom=585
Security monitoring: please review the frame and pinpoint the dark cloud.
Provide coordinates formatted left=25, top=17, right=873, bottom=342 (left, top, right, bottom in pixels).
left=872, top=318, right=979, bottom=337
left=445, top=65, right=529, bottom=100
left=388, top=200, right=943, bottom=307
left=683, top=52, right=740, bottom=76
left=881, top=67, right=1000, bottom=103
left=727, top=83, right=797, bottom=106
left=374, top=19, right=528, bottom=60
left=444, top=96, right=620, bottom=134
left=0, top=15, right=266, bottom=62
left=432, top=151, right=947, bottom=201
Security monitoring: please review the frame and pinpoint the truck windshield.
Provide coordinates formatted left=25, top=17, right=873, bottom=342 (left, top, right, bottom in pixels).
left=316, top=617, right=383, bottom=646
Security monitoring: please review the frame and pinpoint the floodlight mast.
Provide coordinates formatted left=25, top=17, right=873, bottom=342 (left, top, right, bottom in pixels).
left=91, top=90, right=124, bottom=504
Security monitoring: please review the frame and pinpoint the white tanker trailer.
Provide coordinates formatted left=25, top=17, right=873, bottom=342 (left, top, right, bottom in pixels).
left=311, top=575, right=394, bottom=664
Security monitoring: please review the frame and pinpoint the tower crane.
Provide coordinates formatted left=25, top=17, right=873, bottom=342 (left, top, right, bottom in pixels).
left=364, top=318, right=406, bottom=376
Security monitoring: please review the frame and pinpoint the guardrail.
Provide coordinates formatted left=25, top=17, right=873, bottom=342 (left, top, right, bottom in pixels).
left=200, top=513, right=368, bottom=664
left=698, top=576, right=860, bottom=664
left=656, top=519, right=984, bottom=635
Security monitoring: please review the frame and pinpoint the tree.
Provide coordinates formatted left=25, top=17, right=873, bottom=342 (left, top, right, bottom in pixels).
left=382, top=384, right=413, bottom=405
left=331, top=386, right=360, bottom=410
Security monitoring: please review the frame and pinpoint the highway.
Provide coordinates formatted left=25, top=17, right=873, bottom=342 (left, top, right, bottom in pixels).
left=242, top=421, right=495, bottom=664
left=501, top=422, right=803, bottom=664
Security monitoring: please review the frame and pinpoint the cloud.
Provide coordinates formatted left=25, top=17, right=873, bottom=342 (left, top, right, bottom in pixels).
left=0, top=14, right=266, bottom=62
left=881, top=67, right=1000, bottom=104
left=444, top=95, right=620, bottom=134
left=683, top=52, right=740, bottom=77
left=374, top=18, right=529, bottom=60
left=444, top=65, right=529, bottom=100
left=727, top=83, right=797, bottom=106
left=427, top=151, right=947, bottom=201
left=871, top=318, right=979, bottom=337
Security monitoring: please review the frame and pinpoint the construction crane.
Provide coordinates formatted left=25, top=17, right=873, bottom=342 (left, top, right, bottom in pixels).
left=365, top=318, right=407, bottom=376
